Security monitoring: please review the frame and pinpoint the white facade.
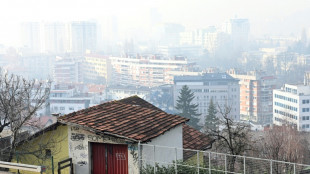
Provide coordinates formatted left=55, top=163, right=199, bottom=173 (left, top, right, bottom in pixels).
left=174, top=73, right=240, bottom=123
left=106, top=86, right=150, bottom=101
left=142, top=125, right=183, bottom=164
left=36, top=84, right=104, bottom=116
left=273, top=84, right=310, bottom=131
left=109, top=55, right=198, bottom=87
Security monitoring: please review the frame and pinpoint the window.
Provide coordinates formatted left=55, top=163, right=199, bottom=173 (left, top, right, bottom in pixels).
left=303, top=116, right=310, bottom=120
left=60, top=107, right=65, bottom=110
left=303, top=100, right=310, bottom=104
left=302, top=108, right=310, bottom=112
left=45, top=149, right=51, bottom=157
left=69, top=107, right=74, bottom=110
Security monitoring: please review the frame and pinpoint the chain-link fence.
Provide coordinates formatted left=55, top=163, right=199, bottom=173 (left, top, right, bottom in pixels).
left=139, top=144, right=310, bottom=174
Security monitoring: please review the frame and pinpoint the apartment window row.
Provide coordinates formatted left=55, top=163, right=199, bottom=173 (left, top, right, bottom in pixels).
left=274, top=102, right=298, bottom=112
left=274, top=109, right=298, bottom=120
left=274, top=94, right=297, bottom=103
left=210, top=89, right=228, bottom=93
left=302, top=124, right=310, bottom=129
left=274, top=117, right=297, bottom=127
left=54, top=106, right=76, bottom=111
left=302, top=100, right=310, bottom=104
left=302, top=108, right=310, bottom=112
left=285, top=87, right=297, bottom=94
left=192, top=89, right=229, bottom=93
left=50, top=100, right=86, bottom=104
left=302, top=116, right=310, bottom=121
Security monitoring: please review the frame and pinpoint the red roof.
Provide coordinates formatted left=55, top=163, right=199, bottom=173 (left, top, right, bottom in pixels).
left=58, top=96, right=188, bottom=142
left=183, top=124, right=213, bottom=160
left=118, top=96, right=162, bottom=111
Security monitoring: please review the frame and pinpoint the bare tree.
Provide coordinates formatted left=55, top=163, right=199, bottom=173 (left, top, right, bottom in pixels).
left=205, top=105, right=252, bottom=172
left=0, top=70, right=51, bottom=161
left=255, top=125, right=310, bottom=173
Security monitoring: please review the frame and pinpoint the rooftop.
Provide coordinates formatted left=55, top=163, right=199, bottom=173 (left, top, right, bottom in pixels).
left=174, top=73, right=238, bottom=82
left=182, top=124, right=212, bottom=160
left=58, top=96, right=188, bottom=142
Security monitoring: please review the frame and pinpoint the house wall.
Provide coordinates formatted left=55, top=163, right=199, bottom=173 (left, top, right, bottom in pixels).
left=142, top=125, right=183, bottom=165
left=68, top=125, right=139, bottom=174
left=11, top=125, right=69, bottom=174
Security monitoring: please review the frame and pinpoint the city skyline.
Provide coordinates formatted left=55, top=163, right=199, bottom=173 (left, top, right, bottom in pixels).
left=1, top=0, right=310, bottom=46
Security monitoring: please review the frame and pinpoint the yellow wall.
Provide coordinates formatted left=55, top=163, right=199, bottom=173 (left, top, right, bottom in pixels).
left=185, top=151, right=204, bottom=167
left=84, top=56, right=110, bottom=82
left=11, top=125, right=70, bottom=174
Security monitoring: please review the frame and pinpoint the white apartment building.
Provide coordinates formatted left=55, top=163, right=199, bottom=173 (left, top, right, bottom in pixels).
left=53, top=56, right=83, bottom=83
left=105, top=85, right=150, bottom=101
left=109, top=55, right=199, bottom=87
left=273, top=84, right=310, bottom=131
left=36, top=84, right=104, bottom=116
left=174, top=73, right=240, bottom=124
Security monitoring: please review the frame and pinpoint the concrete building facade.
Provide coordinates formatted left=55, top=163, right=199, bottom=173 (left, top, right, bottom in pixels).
left=174, top=73, right=240, bottom=124
left=109, top=55, right=199, bottom=87
left=83, top=54, right=111, bottom=84
left=228, top=69, right=276, bottom=125
left=273, top=84, right=310, bottom=131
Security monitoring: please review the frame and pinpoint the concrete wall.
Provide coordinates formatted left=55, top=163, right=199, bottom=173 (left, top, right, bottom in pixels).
left=68, top=125, right=139, bottom=174
left=142, top=125, right=183, bottom=165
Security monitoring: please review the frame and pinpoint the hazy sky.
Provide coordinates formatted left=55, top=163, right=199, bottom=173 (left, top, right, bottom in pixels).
left=1, top=0, right=310, bottom=46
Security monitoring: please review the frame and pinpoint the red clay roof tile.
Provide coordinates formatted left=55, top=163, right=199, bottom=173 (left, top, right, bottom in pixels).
left=182, top=124, right=213, bottom=160
left=58, top=96, right=188, bottom=142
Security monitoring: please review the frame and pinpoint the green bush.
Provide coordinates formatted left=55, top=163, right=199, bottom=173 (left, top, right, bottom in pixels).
left=141, top=161, right=225, bottom=174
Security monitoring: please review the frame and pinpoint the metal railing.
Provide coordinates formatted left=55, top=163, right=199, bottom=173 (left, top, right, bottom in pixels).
left=139, top=144, right=310, bottom=174
left=0, top=161, right=46, bottom=174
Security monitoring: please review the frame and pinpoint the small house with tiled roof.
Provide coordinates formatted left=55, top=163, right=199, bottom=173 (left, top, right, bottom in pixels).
left=12, top=96, right=212, bottom=174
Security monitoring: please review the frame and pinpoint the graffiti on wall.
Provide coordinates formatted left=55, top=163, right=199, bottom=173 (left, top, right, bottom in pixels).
left=71, top=133, right=85, bottom=141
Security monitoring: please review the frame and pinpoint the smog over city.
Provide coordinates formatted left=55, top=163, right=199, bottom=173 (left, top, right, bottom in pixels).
left=1, top=0, right=310, bottom=173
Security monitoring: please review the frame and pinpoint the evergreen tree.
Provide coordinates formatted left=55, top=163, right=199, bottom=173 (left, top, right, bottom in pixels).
left=175, top=85, right=201, bottom=129
left=205, top=98, right=218, bottom=131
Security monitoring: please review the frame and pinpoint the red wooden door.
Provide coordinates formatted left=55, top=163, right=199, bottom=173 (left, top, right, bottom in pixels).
left=108, top=144, right=128, bottom=174
left=92, top=143, right=106, bottom=174
left=92, top=143, right=128, bottom=174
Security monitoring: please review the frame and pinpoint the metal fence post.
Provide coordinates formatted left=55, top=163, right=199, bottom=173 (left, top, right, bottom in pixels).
left=16, top=152, right=20, bottom=174
left=270, top=159, right=272, bottom=174
left=294, top=163, right=296, bottom=174
left=225, top=154, right=227, bottom=174
left=138, top=141, right=141, bottom=173
left=209, top=152, right=211, bottom=174
left=51, top=156, right=54, bottom=174
left=244, top=156, right=246, bottom=174
left=197, top=151, right=200, bottom=174
left=175, top=148, right=177, bottom=174
left=153, top=145, right=156, bottom=174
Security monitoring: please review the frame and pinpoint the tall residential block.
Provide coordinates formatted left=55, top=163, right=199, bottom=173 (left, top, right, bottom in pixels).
left=173, top=73, right=240, bottom=124
left=44, top=22, right=68, bottom=53
left=21, top=22, right=43, bottom=53
left=69, top=21, right=97, bottom=53
left=228, top=69, right=276, bottom=125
